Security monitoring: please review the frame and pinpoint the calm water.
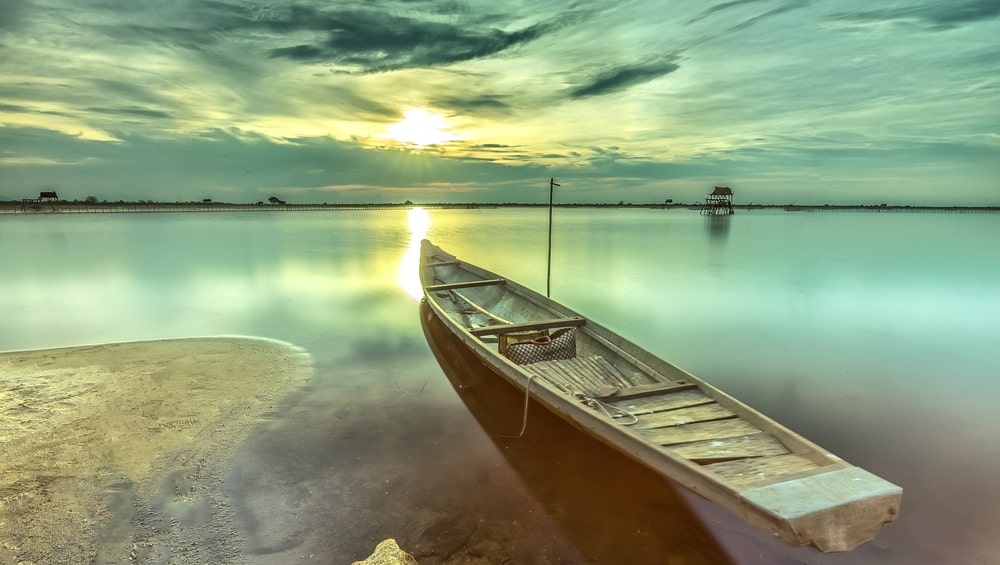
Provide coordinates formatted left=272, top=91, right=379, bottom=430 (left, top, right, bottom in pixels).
left=2, top=209, right=998, bottom=563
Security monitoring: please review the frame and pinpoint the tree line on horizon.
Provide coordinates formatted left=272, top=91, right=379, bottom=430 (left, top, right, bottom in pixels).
left=3, top=195, right=996, bottom=210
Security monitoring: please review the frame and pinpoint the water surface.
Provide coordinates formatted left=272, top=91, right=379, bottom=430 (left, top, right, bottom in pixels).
left=1, top=209, right=997, bottom=563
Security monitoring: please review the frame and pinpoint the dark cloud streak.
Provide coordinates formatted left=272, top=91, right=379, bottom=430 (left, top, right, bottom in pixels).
left=830, top=0, right=1000, bottom=29
left=0, top=102, right=31, bottom=113
left=258, top=5, right=587, bottom=72
left=569, top=59, right=680, bottom=98
left=84, top=106, right=173, bottom=119
left=430, top=93, right=514, bottom=117
left=688, top=0, right=771, bottom=24
left=0, top=101, right=71, bottom=117
left=725, top=0, right=809, bottom=32
left=311, top=84, right=398, bottom=121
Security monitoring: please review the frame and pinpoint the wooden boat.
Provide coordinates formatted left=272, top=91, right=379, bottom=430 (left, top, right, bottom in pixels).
left=419, top=240, right=902, bottom=553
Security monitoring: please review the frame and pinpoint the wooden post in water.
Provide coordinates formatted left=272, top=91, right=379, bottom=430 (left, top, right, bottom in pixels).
left=547, top=177, right=560, bottom=297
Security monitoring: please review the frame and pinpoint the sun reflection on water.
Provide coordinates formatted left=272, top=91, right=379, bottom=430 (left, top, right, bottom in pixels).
left=399, top=207, right=430, bottom=301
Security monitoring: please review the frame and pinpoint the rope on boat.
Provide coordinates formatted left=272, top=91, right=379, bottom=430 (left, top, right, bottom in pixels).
left=578, top=395, right=639, bottom=426
left=498, top=375, right=640, bottom=440
left=499, top=374, right=538, bottom=439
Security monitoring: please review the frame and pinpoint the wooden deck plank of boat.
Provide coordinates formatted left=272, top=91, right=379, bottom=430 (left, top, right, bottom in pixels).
left=609, top=389, right=715, bottom=414
left=706, top=453, right=823, bottom=488
left=523, top=358, right=589, bottom=395
left=576, top=356, right=635, bottom=388
left=641, top=418, right=762, bottom=446
left=553, top=357, right=614, bottom=393
left=668, top=433, right=791, bottom=463
left=524, top=356, right=631, bottom=396
left=633, top=403, right=737, bottom=430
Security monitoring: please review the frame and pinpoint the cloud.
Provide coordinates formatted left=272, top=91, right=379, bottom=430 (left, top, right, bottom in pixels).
left=87, top=79, right=175, bottom=108
left=0, top=102, right=32, bottom=113
left=688, top=0, right=772, bottom=24
left=2, top=1, right=997, bottom=206
left=830, top=0, right=1000, bottom=29
left=569, top=58, right=681, bottom=98
left=258, top=5, right=584, bottom=72
left=686, top=0, right=809, bottom=31
left=429, top=93, right=514, bottom=117
left=0, top=125, right=549, bottom=203
left=84, top=106, right=173, bottom=120
left=294, top=83, right=399, bottom=122
left=725, top=0, right=810, bottom=32
left=0, top=0, right=29, bottom=32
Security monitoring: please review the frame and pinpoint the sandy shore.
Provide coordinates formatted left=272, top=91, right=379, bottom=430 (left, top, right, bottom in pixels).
left=0, top=337, right=313, bottom=564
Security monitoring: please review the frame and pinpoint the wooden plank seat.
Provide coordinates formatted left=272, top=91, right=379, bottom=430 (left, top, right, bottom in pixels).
left=608, top=389, right=715, bottom=415
left=609, top=380, right=699, bottom=400
left=426, top=278, right=506, bottom=291
left=469, top=316, right=586, bottom=337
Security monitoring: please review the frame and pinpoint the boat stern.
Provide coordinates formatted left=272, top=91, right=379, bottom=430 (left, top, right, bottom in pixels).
left=741, top=467, right=902, bottom=552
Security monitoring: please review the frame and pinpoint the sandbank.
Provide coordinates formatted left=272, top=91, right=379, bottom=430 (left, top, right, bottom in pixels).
left=0, top=337, right=313, bottom=564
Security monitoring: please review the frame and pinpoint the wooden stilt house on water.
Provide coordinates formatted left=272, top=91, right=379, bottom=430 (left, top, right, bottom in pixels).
left=701, top=186, right=734, bottom=215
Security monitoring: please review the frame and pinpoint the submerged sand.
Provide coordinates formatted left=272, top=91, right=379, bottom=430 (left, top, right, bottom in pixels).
left=0, top=337, right=313, bottom=564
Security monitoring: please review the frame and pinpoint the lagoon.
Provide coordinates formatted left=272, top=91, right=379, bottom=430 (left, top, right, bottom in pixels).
left=1, top=209, right=998, bottom=563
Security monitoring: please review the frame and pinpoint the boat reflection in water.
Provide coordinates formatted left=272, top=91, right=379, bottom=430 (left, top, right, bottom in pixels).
left=420, top=301, right=733, bottom=564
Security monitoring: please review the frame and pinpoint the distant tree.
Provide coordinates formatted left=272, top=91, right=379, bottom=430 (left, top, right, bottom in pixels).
left=268, top=196, right=286, bottom=205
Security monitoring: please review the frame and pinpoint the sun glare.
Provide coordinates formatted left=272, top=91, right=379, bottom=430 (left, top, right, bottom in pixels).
left=399, top=207, right=431, bottom=301
left=407, top=206, right=431, bottom=235
left=387, top=109, right=452, bottom=147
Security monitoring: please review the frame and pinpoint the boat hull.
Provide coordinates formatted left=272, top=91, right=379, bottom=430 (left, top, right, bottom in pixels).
left=419, top=239, right=901, bottom=552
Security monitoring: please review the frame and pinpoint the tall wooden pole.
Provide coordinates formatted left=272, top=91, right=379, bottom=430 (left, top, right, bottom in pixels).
left=546, top=177, right=560, bottom=297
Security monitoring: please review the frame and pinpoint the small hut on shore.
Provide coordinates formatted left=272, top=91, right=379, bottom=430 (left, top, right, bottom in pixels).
left=701, top=186, right=734, bottom=215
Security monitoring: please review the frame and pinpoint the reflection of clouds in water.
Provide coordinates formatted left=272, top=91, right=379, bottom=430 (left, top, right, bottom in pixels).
left=1, top=211, right=430, bottom=353
left=274, top=261, right=347, bottom=296
left=399, top=207, right=430, bottom=301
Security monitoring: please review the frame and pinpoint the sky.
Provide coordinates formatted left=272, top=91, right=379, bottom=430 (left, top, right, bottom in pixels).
left=1, top=0, right=998, bottom=205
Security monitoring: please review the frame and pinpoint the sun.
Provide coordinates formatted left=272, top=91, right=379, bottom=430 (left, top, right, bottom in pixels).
left=387, top=108, right=452, bottom=147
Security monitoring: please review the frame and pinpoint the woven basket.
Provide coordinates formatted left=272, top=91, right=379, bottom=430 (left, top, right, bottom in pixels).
left=502, top=327, right=576, bottom=365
